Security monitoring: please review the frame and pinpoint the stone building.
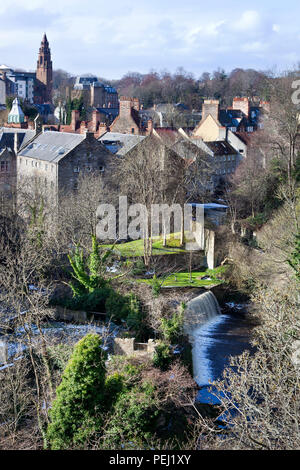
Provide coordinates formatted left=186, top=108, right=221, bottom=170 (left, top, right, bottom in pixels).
left=90, top=82, right=119, bottom=109
left=192, top=97, right=265, bottom=156
left=109, top=97, right=142, bottom=134
left=17, top=130, right=113, bottom=211
left=114, top=338, right=157, bottom=359
left=71, top=76, right=119, bottom=123
left=0, top=127, right=36, bottom=209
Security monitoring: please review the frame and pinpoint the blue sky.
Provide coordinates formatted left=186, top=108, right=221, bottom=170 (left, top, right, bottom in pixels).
left=0, top=0, right=299, bottom=79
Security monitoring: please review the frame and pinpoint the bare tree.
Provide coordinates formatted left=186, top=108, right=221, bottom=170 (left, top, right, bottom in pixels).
left=194, top=286, right=300, bottom=450
left=56, top=171, right=108, bottom=251
left=111, top=136, right=186, bottom=266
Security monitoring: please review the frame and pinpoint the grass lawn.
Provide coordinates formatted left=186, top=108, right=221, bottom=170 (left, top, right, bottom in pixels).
left=100, top=236, right=188, bottom=257
left=137, top=267, right=225, bottom=288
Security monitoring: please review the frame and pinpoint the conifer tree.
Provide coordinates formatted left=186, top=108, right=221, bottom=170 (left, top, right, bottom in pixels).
left=46, top=334, right=106, bottom=449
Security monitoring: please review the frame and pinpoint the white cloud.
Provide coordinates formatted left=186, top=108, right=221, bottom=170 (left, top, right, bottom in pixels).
left=0, top=1, right=298, bottom=77
left=233, top=10, right=262, bottom=32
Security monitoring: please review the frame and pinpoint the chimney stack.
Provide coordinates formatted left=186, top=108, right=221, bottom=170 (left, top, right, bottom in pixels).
left=132, top=98, right=140, bottom=112
left=202, top=100, right=219, bottom=123
left=84, top=129, right=95, bottom=141
left=146, top=119, right=153, bottom=135
left=233, top=97, right=250, bottom=118
left=119, top=97, right=133, bottom=117
left=71, top=110, right=80, bottom=131
left=92, top=109, right=100, bottom=132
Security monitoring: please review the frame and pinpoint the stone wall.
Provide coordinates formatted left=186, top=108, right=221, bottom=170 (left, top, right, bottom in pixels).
left=51, top=306, right=87, bottom=323
left=57, top=132, right=113, bottom=193
left=114, top=338, right=157, bottom=359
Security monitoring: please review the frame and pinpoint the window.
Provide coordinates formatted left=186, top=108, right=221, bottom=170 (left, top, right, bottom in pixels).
left=74, top=166, right=80, bottom=173
left=99, top=166, right=104, bottom=172
left=0, top=161, right=9, bottom=172
left=131, top=128, right=135, bottom=134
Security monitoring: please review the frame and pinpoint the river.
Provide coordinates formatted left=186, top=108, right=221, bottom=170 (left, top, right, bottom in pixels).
left=188, top=301, right=255, bottom=405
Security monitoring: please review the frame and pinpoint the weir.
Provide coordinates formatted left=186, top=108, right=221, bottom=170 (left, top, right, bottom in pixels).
left=184, top=290, right=221, bottom=333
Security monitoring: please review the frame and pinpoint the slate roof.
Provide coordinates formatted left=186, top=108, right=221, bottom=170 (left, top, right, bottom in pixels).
left=96, top=107, right=119, bottom=119
left=19, top=131, right=85, bottom=163
left=171, top=139, right=209, bottom=160
left=0, top=128, right=36, bottom=152
left=98, top=132, right=146, bottom=156
left=218, top=107, right=260, bottom=130
left=205, top=140, right=238, bottom=156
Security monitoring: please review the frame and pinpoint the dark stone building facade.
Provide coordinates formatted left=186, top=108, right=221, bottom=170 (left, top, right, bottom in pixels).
left=17, top=130, right=113, bottom=211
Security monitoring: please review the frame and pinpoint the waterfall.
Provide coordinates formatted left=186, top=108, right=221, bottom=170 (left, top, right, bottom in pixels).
left=184, top=290, right=221, bottom=333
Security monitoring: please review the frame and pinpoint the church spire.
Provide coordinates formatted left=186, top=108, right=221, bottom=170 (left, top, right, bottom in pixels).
left=41, top=33, right=49, bottom=48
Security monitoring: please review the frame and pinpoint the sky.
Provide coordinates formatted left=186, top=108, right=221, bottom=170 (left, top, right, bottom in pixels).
left=0, top=0, right=299, bottom=80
